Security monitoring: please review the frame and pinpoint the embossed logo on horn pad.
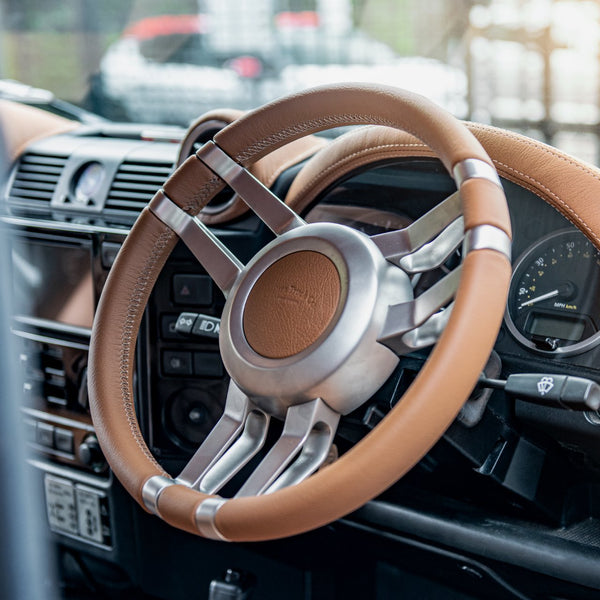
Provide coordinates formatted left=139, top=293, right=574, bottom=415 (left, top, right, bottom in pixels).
left=242, top=251, right=341, bottom=359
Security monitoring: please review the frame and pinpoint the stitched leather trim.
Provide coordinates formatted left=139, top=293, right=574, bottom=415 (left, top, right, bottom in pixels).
left=120, top=227, right=175, bottom=472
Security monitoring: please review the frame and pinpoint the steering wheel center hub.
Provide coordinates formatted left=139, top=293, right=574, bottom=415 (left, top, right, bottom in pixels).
left=219, top=222, right=412, bottom=416
left=243, top=250, right=341, bottom=359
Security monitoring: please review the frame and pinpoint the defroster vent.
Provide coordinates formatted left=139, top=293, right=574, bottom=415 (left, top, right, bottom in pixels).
left=105, top=159, right=172, bottom=215
left=8, top=152, right=68, bottom=207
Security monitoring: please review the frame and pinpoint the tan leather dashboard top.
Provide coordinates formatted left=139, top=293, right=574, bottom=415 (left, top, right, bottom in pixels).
left=0, top=99, right=78, bottom=164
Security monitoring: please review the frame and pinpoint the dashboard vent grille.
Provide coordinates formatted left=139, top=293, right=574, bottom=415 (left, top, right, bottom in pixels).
left=7, top=152, right=68, bottom=206
left=105, top=160, right=172, bottom=213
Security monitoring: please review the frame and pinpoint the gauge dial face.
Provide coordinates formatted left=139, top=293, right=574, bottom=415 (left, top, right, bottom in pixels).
left=506, top=229, right=600, bottom=355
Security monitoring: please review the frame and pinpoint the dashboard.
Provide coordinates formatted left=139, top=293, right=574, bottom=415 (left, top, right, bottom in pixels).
left=3, top=101, right=600, bottom=600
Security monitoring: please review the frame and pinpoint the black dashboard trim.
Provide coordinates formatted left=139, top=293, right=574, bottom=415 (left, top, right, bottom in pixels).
left=357, top=499, right=600, bottom=590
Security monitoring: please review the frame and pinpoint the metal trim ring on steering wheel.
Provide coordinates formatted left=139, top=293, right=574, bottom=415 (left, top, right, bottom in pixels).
left=88, top=83, right=512, bottom=542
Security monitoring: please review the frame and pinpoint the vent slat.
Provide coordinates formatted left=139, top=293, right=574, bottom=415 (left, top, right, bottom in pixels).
left=7, top=199, right=49, bottom=208
left=110, top=182, right=160, bottom=192
left=11, top=188, right=56, bottom=200
left=13, top=172, right=60, bottom=183
left=7, top=152, right=68, bottom=205
left=18, top=164, right=63, bottom=175
left=106, top=160, right=172, bottom=214
left=105, top=199, right=151, bottom=210
left=112, top=173, right=167, bottom=184
left=118, top=164, right=172, bottom=175
left=112, top=180, right=165, bottom=188
left=21, top=154, right=68, bottom=166
left=107, top=191, right=153, bottom=201
left=12, top=181, right=56, bottom=192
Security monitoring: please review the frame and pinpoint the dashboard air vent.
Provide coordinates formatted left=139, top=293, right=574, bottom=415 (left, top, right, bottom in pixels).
left=8, top=152, right=68, bottom=207
left=105, top=160, right=172, bottom=213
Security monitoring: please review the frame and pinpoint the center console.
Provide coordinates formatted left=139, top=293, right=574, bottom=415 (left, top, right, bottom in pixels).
left=0, top=125, right=272, bottom=591
left=4, top=207, right=266, bottom=547
left=7, top=219, right=127, bottom=550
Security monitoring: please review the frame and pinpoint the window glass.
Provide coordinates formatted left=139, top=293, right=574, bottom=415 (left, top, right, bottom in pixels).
left=1, top=0, right=598, bottom=162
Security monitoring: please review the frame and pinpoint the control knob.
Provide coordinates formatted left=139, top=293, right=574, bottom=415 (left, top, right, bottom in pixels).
left=78, top=434, right=106, bottom=472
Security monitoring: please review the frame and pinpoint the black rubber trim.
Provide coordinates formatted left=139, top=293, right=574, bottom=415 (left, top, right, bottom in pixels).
left=354, top=499, right=600, bottom=590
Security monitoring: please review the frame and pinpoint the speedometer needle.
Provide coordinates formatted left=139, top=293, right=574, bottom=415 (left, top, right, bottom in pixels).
left=519, top=289, right=559, bottom=308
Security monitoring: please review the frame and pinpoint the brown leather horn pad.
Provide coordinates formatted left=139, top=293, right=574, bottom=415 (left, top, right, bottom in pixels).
left=243, top=251, right=341, bottom=359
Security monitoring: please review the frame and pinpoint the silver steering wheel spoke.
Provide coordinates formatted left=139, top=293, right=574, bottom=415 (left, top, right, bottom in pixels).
left=373, top=184, right=510, bottom=356
left=175, top=381, right=340, bottom=496
left=371, top=190, right=462, bottom=265
left=149, top=190, right=243, bottom=297
left=196, top=141, right=305, bottom=235
left=196, top=407, right=270, bottom=495
left=399, top=217, right=464, bottom=274
left=177, top=381, right=260, bottom=489
left=192, top=397, right=340, bottom=540
left=378, top=258, right=462, bottom=357
left=235, top=397, right=340, bottom=497
left=177, top=383, right=339, bottom=497
left=371, top=191, right=464, bottom=355
left=394, top=301, right=454, bottom=354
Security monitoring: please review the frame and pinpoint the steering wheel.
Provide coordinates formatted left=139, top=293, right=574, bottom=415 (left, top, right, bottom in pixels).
left=88, top=84, right=512, bottom=542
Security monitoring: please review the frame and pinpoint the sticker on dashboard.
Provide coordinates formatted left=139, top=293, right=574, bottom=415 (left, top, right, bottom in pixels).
left=44, top=475, right=78, bottom=536
left=75, top=486, right=103, bottom=543
left=44, top=475, right=110, bottom=547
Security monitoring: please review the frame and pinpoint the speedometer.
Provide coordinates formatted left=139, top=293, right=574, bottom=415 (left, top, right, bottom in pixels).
left=506, top=229, right=600, bottom=355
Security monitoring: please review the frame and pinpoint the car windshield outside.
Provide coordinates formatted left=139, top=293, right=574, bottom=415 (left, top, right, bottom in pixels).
left=2, top=0, right=599, bottom=163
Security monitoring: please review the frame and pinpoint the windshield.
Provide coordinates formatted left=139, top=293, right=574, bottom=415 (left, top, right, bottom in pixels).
left=1, top=0, right=598, bottom=163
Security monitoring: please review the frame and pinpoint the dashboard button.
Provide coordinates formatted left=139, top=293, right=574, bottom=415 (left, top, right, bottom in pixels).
left=163, top=351, right=193, bottom=376
left=36, top=422, right=55, bottom=448
left=54, top=428, right=74, bottom=454
left=174, top=312, right=198, bottom=335
left=191, top=315, right=220, bottom=339
left=193, top=352, right=224, bottom=378
left=161, top=314, right=186, bottom=339
left=172, top=274, right=212, bottom=306
left=24, top=418, right=37, bottom=443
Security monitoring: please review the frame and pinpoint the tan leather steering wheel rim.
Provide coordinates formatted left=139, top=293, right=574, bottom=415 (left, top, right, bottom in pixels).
left=88, top=83, right=512, bottom=542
